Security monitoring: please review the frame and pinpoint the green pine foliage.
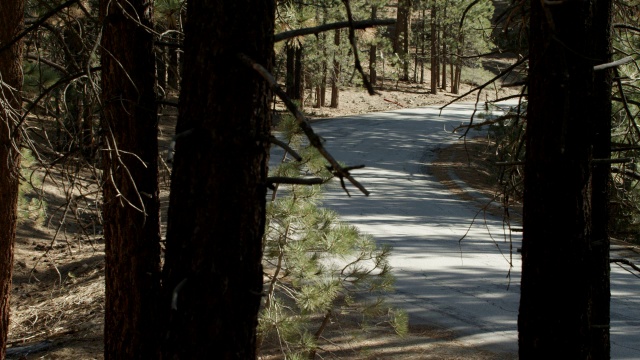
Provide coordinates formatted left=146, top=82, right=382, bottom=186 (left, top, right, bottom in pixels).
left=259, top=113, right=405, bottom=358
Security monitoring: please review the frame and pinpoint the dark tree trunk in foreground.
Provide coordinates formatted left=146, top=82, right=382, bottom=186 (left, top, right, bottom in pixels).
left=519, top=1, right=613, bottom=358
left=100, top=0, right=162, bottom=357
left=0, top=2, right=24, bottom=358
left=588, top=1, right=614, bottom=357
left=162, top=0, right=274, bottom=357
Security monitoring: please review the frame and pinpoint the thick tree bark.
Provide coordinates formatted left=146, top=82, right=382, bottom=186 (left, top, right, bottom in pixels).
left=100, top=0, right=162, bottom=357
left=0, top=2, right=24, bottom=358
left=161, top=0, right=274, bottom=358
left=589, top=1, right=614, bottom=357
left=395, top=0, right=411, bottom=81
left=519, top=1, right=612, bottom=358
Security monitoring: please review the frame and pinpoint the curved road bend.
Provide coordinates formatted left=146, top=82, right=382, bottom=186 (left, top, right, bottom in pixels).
left=308, top=102, right=640, bottom=358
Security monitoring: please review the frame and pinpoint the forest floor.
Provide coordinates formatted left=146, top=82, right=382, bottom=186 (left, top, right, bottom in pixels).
left=8, top=56, right=528, bottom=359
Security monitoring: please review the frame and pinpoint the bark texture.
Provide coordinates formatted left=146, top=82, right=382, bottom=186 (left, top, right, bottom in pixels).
left=519, top=1, right=613, bottom=358
left=161, top=0, right=274, bottom=358
left=100, top=0, right=162, bottom=357
left=0, top=2, right=24, bottom=358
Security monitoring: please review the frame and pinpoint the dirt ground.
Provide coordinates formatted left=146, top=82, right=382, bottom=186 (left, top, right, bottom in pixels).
left=8, top=58, right=524, bottom=359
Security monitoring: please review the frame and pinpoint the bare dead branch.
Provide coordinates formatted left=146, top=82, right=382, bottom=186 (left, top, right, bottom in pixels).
left=453, top=113, right=520, bottom=132
left=266, top=177, right=325, bottom=189
left=610, top=258, right=640, bottom=274
left=238, top=53, right=370, bottom=196
left=274, top=19, right=395, bottom=43
left=594, top=55, right=634, bottom=71
left=613, top=23, right=640, bottom=33
left=341, top=0, right=377, bottom=96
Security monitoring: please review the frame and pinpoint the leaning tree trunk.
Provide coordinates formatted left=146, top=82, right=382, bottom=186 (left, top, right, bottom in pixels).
left=100, top=0, right=162, bottom=357
left=161, top=0, right=274, bottom=358
left=519, top=1, right=613, bottom=358
left=0, top=2, right=24, bottom=358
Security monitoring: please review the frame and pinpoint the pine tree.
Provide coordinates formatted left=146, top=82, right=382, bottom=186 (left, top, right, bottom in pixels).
left=259, top=114, right=404, bottom=358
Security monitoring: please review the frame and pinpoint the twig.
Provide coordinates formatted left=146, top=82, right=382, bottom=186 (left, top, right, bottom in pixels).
left=238, top=53, right=369, bottom=196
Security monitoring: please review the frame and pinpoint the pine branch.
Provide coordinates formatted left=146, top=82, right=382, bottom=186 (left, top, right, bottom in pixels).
left=269, top=136, right=303, bottom=161
left=238, top=53, right=370, bottom=196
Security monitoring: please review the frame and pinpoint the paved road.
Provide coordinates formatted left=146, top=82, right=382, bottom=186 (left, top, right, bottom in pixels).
left=307, top=102, right=640, bottom=358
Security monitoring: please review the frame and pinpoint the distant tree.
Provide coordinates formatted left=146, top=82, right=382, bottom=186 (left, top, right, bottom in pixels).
left=0, top=1, right=24, bottom=358
left=161, top=0, right=275, bottom=357
left=519, top=1, right=613, bottom=358
left=100, top=0, right=162, bottom=357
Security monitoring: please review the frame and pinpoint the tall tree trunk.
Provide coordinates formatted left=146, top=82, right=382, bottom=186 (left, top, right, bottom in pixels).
left=441, top=5, right=447, bottom=90
left=519, top=1, right=612, bottom=358
left=588, top=1, right=613, bottom=358
left=369, top=6, right=377, bottom=86
left=0, top=2, right=24, bottom=358
left=395, top=0, right=411, bottom=81
left=330, top=29, right=340, bottom=108
left=100, top=0, right=162, bottom=357
left=161, top=0, right=274, bottom=357
left=429, top=1, right=437, bottom=94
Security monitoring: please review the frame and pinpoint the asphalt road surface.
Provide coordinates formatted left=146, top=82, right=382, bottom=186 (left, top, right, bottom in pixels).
left=307, top=101, right=640, bottom=358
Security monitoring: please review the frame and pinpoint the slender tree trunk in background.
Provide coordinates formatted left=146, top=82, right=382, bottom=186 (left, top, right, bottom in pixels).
left=441, top=5, right=447, bottom=91
left=369, top=6, right=377, bottom=85
left=100, top=0, right=162, bottom=357
left=294, top=45, right=304, bottom=106
left=519, top=1, right=612, bottom=358
left=420, top=8, right=425, bottom=84
left=286, top=43, right=295, bottom=97
left=167, top=33, right=179, bottom=90
left=395, top=0, right=411, bottom=81
left=161, top=0, right=274, bottom=357
left=449, top=59, right=454, bottom=92
left=430, top=1, right=437, bottom=94
left=330, top=29, right=340, bottom=108
left=0, top=2, right=24, bottom=358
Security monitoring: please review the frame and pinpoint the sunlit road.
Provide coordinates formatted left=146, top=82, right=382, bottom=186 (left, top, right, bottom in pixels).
left=307, top=102, right=640, bottom=358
